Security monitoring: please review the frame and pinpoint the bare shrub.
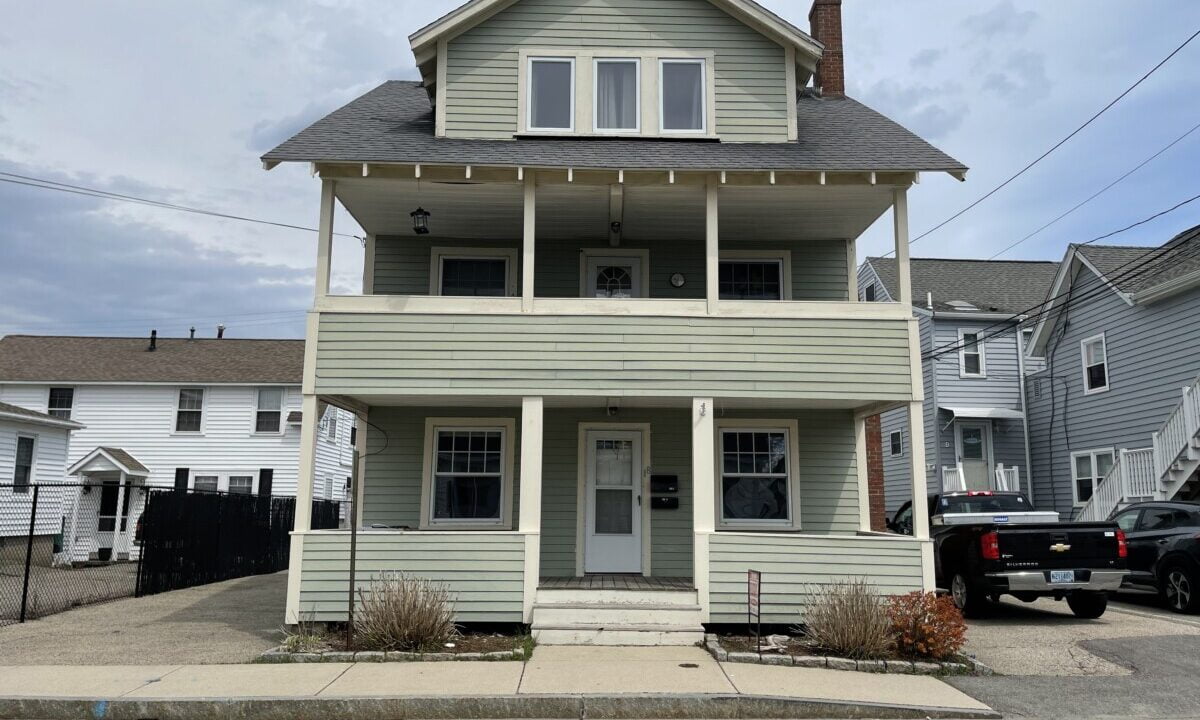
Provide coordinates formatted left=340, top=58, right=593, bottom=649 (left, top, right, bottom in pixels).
left=887, top=591, right=967, bottom=660
left=354, top=572, right=458, bottom=652
left=797, top=579, right=895, bottom=660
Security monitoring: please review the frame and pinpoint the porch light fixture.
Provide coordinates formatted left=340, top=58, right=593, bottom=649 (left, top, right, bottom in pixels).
left=410, top=207, right=431, bottom=235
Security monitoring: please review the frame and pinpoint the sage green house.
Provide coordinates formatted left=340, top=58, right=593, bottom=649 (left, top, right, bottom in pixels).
left=264, top=0, right=966, bottom=643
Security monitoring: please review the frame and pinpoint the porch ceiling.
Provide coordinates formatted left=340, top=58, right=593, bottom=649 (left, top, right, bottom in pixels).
left=334, top=178, right=895, bottom=242
left=330, top=393, right=879, bottom=411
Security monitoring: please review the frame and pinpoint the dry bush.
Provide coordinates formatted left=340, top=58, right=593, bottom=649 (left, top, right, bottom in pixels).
left=798, top=579, right=895, bottom=660
left=886, top=591, right=967, bottom=660
left=354, top=572, right=458, bottom=652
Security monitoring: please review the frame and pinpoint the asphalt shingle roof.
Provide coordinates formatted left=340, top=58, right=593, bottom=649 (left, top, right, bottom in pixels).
left=0, top=336, right=304, bottom=384
left=99, top=447, right=149, bottom=474
left=262, top=81, right=967, bottom=173
left=0, top=400, right=72, bottom=425
left=1077, top=225, right=1200, bottom=294
left=867, top=257, right=1060, bottom=315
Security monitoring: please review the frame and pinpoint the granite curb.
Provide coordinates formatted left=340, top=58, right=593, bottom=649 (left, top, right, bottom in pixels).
left=255, top=646, right=526, bottom=663
left=704, top=634, right=996, bottom=676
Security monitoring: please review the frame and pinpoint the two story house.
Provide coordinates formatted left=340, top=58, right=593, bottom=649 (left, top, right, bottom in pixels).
left=857, top=257, right=1058, bottom=515
left=0, top=333, right=355, bottom=562
left=263, top=0, right=967, bottom=643
left=1026, top=225, right=1200, bottom=522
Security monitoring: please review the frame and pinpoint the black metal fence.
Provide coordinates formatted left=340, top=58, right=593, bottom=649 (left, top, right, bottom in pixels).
left=1, top=482, right=340, bottom=623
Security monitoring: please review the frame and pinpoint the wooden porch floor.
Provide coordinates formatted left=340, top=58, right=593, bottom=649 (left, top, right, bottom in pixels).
left=539, top=575, right=694, bottom=591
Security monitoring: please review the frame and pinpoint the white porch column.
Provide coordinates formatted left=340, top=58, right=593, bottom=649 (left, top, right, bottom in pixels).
left=315, top=178, right=335, bottom=299
left=705, top=176, right=720, bottom=315
left=907, top=400, right=934, bottom=590
left=854, top=413, right=871, bottom=531
left=691, top=397, right=715, bottom=621
left=846, top=238, right=858, bottom=302
left=112, top=471, right=128, bottom=558
left=522, top=172, right=536, bottom=312
left=892, top=187, right=911, bottom=306
left=519, top=396, right=544, bottom=622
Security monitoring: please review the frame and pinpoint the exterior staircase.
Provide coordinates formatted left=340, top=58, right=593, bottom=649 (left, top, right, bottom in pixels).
left=1079, top=374, right=1200, bottom=521
left=530, top=586, right=705, bottom=646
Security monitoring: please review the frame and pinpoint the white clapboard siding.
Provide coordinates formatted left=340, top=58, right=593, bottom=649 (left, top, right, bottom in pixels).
left=0, top=417, right=74, bottom=537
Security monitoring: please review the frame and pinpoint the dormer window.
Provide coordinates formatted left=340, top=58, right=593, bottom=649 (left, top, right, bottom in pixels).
left=528, top=57, right=574, bottom=132
left=594, top=59, right=639, bottom=133
left=660, top=59, right=706, bottom=133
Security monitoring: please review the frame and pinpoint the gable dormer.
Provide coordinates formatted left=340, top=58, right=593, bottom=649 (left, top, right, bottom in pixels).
left=409, top=0, right=827, bottom=142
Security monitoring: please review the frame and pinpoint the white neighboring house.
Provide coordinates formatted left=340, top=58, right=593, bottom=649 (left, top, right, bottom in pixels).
left=0, top=401, right=84, bottom=566
left=0, top=334, right=355, bottom=563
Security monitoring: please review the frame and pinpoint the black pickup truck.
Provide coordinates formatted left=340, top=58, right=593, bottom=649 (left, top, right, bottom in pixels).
left=889, top=491, right=1128, bottom=618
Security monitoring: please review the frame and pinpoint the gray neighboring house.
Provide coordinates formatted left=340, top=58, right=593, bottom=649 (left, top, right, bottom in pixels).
left=858, top=257, right=1059, bottom=513
left=1026, top=225, right=1200, bottom=521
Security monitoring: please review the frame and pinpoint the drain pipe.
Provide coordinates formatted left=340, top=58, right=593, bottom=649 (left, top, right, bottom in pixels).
left=1017, top=324, right=1035, bottom=506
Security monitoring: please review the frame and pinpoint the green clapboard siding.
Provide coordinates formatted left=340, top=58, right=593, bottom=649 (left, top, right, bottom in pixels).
left=445, top=0, right=790, bottom=142
left=315, top=314, right=912, bottom=400
left=373, top=235, right=848, bottom=301
left=708, top=533, right=924, bottom=623
left=298, top=532, right=525, bottom=622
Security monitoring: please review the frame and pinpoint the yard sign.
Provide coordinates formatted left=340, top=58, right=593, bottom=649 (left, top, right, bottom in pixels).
left=747, top=569, right=762, bottom=655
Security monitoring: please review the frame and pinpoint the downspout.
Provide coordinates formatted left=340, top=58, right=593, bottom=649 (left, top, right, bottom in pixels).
left=1016, top=322, right=1035, bottom=506
left=926, top=299, right=940, bottom=495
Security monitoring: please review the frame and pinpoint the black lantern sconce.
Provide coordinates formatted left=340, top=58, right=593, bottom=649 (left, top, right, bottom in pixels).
left=411, top=207, right=431, bottom=235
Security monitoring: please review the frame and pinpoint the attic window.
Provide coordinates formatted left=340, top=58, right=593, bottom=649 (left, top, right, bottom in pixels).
left=528, top=58, right=574, bottom=132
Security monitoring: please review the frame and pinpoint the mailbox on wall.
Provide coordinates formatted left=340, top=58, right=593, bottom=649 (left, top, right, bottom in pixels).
left=650, top=475, right=678, bottom=494
left=650, top=496, right=680, bottom=510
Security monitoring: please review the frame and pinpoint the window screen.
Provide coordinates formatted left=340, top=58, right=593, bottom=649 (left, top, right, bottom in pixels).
left=530, top=59, right=573, bottom=130
left=256, top=387, right=282, bottom=433
left=176, top=389, right=203, bottom=432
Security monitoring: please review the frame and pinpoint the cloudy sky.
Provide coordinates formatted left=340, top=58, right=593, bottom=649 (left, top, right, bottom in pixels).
left=2, top=1, right=1198, bottom=339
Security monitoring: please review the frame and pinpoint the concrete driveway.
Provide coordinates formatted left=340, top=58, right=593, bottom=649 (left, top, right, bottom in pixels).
left=948, top=593, right=1200, bottom=719
left=0, top=571, right=286, bottom=665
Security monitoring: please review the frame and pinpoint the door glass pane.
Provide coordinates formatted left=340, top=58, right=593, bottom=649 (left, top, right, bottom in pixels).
left=531, top=60, right=572, bottom=129
left=960, top=428, right=984, bottom=460
left=595, top=439, right=633, bottom=486
left=662, top=61, right=704, bottom=131
left=595, top=489, right=633, bottom=534
left=596, top=60, right=637, bottom=130
left=594, top=265, right=634, bottom=298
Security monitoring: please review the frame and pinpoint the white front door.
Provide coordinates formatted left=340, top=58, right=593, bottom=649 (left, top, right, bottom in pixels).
left=956, top=422, right=992, bottom=491
left=583, top=430, right=643, bottom=573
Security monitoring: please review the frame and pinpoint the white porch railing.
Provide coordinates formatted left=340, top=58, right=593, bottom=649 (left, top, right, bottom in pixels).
left=995, top=464, right=1020, bottom=492
left=1153, top=374, right=1200, bottom=485
left=941, top=466, right=965, bottom=492
left=1077, top=447, right=1154, bottom=522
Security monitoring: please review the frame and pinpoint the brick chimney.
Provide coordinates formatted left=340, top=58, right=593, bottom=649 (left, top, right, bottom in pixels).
left=865, top=414, right=887, bottom=532
left=808, top=0, right=845, bottom=97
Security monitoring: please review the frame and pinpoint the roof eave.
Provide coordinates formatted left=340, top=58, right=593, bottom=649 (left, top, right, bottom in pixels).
left=1131, top=267, right=1200, bottom=305
left=0, top=409, right=85, bottom=430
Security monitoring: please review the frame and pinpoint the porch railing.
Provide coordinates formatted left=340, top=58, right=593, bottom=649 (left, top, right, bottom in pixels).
left=1152, top=374, right=1200, bottom=485
left=941, top=466, right=965, bottom=492
left=1077, top=447, right=1154, bottom=522
left=994, top=464, right=1020, bottom=492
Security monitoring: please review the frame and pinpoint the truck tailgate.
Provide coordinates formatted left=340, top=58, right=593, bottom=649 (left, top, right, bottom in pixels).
left=996, top=523, right=1123, bottom=571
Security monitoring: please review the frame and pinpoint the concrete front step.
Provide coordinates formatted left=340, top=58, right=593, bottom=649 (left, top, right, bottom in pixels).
left=532, top=602, right=702, bottom=627
left=534, top=588, right=698, bottom=606
left=532, top=624, right=706, bottom=646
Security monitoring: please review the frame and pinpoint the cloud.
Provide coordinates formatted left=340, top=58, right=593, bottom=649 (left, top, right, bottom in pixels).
left=910, top=48, right=944, bottom=70
left=858, top=80, right=968, bottom=141
left=980, top=51, right=1052, bottom=102
left=246, top=83, right=376, bottom=153
left=962, top=1, right=1038, bottom=39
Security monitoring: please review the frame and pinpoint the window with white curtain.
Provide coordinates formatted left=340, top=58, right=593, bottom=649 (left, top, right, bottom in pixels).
left=594, top=59, right=639, bottom=132
left=660, top=59, right=705, bottom=132
left=528, top=58, right=574, bottom=131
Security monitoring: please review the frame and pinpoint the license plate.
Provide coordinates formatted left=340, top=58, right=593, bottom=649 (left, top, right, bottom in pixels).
left=1050, top=570, right=1075, bottom=584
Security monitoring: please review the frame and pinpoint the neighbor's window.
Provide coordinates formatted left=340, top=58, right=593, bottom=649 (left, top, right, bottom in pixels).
left=720, top=429, right=790, bottom=524
left=228, top=476, right=253, bottom=495
left=193, top=475, right=219, bottom=493
left=959, top=330, right=985, bottom=377
left=863, top=283, right=877, bottom=302
left=1081, top=334, right=1108, bottom=393
left=1071, top=449, right=1114, bottom=506
left=326, top=411, right=338, bottom=441
left=256, top=387, right=282, bottom=433
left=431, top=428, right=506, bottom=524
left=528, top=58, right=574, bottom=131
left=594, top=58, right=639, bottom=132
left=48, top=388, right=74, bottom=419
left=13, top=436, right=35, bottom=493
left=890, top=431, right=903, bottom=456
left=719, top=260, right=784, bottom=300
left=660, top=59, right=705, bottom=133
left=176, top=388, right=204, bottom=432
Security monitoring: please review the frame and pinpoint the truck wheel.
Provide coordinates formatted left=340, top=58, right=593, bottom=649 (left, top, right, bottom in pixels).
left=1159, top=564, right=1199, bottom=614
left=1066, top=591, right=1108, bottom=619
left=950, top=572, right=989, bottom=618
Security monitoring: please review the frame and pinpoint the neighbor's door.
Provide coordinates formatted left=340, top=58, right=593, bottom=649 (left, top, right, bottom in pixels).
left=583, top=430, right=643, bottom=573
left=955, top=422, right=992, bottom=491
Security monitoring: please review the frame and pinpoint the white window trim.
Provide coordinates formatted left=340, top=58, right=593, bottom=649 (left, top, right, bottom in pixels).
left=173, top=387, right=206, bottom=434
left=958, top=328, right=986, bottom=379
left=526, top=56, right=576, bottom=133
left=659, top=58, right=709, bottom=135
left=713, top=418, right=802, bottom=531
left=890, top=430, right=904, bottom=457
left=429, top=247, right=519, bottom=297
left=189, top=471, right=260, bottom=494
left=592, top=57, right=641, bottom=134
left=253, top=386, right=285, bottom=435
left=579, top=248, right=651, bottom=299
left=718, top=250, right=793, bottom=301
left=1080, top=333, right=1110, bottom=395
left=47, top=387, right=74, bottom=420
left=419, top=417, right=517, bottom=530
left=12, top=433, right=37, bottom=491
left=1069, top=448, right=1115, bottom=507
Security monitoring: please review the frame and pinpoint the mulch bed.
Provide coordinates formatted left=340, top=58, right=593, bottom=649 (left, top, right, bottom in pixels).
left=710, top=634, right=989, bottom=675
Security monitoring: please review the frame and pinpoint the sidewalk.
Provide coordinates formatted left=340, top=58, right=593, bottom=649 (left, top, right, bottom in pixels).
left=0, top=646, right=997, bottom=719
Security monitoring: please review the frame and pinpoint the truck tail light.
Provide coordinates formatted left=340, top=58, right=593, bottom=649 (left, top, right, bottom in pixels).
left=981, top=531, right=1000, bottom=560
left=1116, top=529, right=1128, bottom=558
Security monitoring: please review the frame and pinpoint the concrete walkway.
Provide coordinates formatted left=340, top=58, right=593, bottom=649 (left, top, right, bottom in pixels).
left=0, top=646, right=996, bottom=719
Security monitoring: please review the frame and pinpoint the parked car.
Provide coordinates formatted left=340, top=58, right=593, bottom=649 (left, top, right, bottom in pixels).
left=890, top=491, right=1128, bottom=618
left=1110, top=501, right=1200, bottom=613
